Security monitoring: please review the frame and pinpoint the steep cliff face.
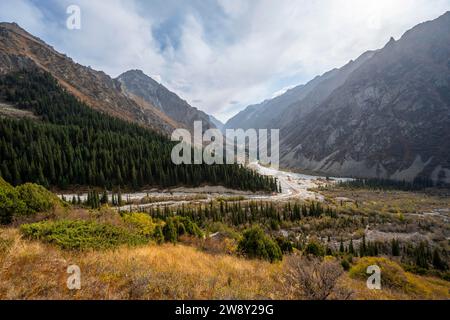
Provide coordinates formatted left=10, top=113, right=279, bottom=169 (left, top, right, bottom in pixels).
left=117, top=70, right=216, bottom=131
left=225, top=12, right=450, bottom=183
left=0, top=22, right=178, bottom=135
left=281, top=12, right=450, bottom=183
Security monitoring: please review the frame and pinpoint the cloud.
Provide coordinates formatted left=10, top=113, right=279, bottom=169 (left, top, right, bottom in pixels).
left=271, top=85, right=296, bottom=99
left=0, top=0, right=47, bottom=34
left=1, top=0, right=450, bottom=122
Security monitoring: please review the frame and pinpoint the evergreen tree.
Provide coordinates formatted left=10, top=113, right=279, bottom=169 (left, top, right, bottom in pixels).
left=348, top=239, right=354, bottom=255
left=432, top=248, right=447, bottom=271
left=391, top=238, right=400, bottom=256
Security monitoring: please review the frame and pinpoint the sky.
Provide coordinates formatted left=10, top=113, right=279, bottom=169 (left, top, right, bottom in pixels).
left=1, top=0, right=449, bottom=122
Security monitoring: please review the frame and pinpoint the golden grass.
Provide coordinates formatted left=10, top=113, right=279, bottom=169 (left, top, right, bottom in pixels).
left=0, top=228, right=280, bottom=299
left=341, top=272, right=450, bottom=300
left=0, top=227, right=448, bottom=300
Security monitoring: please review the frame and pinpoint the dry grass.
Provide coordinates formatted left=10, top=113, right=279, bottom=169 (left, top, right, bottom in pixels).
left=320, top=187, right=450, bottom=215
left=340, top=272, right=450, bottom=300
left=0, top=227, right=448, bottom=300
left=0, top=227, right=279, bottom=300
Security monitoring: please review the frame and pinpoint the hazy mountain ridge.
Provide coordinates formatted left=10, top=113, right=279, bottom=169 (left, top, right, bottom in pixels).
left=118, top=70, right=216, bottom=131
left=208, top=115, right=224, bottom=132
left=224, top=50, right=375, bottom=131
left=0, top=22, right=179, bottom=135
left=282, top=11, right=450, bottom=183
left=226, top=12, right=450, bottom=183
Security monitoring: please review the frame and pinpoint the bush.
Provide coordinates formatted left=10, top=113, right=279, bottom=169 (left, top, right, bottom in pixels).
left=20, top=220, right=148, bottom=250
left=282, top=256, right=349, bottom=300
left=122, top=212, right=159, bottom=237
left=349, top=257, right=408, bottom=290
left=304, top=240, right=325, bottom=257
left=0, top=178, right=60, bottom=224
left=0, top=178, right=25, bottom=224
left=276, top=237, right=293, bottom=254
left=163, top=216, right=204, bottom=243
left=16, top=183, right=59, bottom=215
left=341, top=258, right=351, bottom=271
left=153, top=225, right=164, bottom=244
left=238, top=226, right=282, bottom=262
left=163, top=219, right=178, bottom=243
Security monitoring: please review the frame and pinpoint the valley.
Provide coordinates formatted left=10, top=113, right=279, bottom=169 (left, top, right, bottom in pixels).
left=58, top=162, right=342, bottom=206
left=0, top=9, right=449, bottom=302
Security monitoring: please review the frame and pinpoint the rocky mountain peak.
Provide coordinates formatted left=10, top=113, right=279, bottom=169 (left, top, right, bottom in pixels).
left=0, top=22, right=180, bottom=134
left=117, top=70, right=216, bottom=131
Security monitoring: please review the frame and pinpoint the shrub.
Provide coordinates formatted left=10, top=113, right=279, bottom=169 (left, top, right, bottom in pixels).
left=122, top=212, right=158, bottom=237
left=164, top=216, right=204, bottom=242
left=20, top=220, right=148, bottom=250
left=304, top=240, right=325, bottom=257
left=0, top=178, right=61, bottom=224
left=276, top=237, right=293, bottom=254
left=349, top=257, right=408, bottom=290
left=163, top=219, right=178, bottom=243
left=153, top=225, right=164, bottom=244
left=16, top=183, right=59, bottom=215
left=341, top=258, right=351, bottom=271
left=238, top=226, right=282, bottom=262
left=282, top=256, right=349, bottom=300
left=0, top=178, right=25, bottom=224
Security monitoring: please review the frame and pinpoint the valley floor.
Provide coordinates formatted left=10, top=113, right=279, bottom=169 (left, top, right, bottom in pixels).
left=1, top=165, right=449, bottom=300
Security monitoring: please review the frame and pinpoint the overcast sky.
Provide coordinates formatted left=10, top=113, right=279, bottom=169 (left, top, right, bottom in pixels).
left=1, top=0, right=449, bottom=122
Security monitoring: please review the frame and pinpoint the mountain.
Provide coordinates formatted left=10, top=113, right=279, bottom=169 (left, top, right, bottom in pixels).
left=0, top=69, right=278, bottom=192
left=209, top=115, right=224, bottom=132
left=224, top=50, right=375, bottom=132
left=117, top=70, right=216, bottom=131
left=226, top=12, right=450, bottom=184
left=0, top=22, right=179, bottom=135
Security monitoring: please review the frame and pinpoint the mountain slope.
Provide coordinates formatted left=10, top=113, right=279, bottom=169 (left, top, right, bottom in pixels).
left=117, top=70, right=216, bottom=131
left=224, top=50, right=375, bottom=131
left=0, top=22, right=178, bottom=134
left=282, top=12, right=450, bottom=183
left=0, top=69, right=278, bottom=192
left=226, top=12, right=450, bottom=183
left=209, top=115, right=224, bottom=132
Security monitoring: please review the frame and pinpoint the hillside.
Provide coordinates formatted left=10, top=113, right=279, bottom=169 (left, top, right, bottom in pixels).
left=1, top=226, right=448, bottom=300
left=0, top=69, right=278, bottom=192
left=117, top=70, right=216, bottom=131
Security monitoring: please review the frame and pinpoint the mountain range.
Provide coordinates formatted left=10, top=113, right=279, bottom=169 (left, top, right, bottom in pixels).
left=226, top=11, right=450, bottom=184
left=1, top=12, right=449, bottom=184
left=0, top=22, right=216, bottom=135
left=117, top=70, right=216, bottom=131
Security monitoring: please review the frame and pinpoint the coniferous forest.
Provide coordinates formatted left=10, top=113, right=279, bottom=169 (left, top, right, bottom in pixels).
left=0, top=70, right=278, bottom=192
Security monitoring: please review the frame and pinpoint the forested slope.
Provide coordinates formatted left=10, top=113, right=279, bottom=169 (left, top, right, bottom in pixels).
left=0, top=70, right=278, bottom=192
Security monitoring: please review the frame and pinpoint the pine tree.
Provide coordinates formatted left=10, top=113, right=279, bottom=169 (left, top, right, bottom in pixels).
left=349, top=239, right=354, bottom=255
left=391, top=238, right=400, bottom=256
left=100, top=189, right=108, bottom=205
left=359, top=235, right=367, bottom=257
left=432, top=248, right=447, bottom=271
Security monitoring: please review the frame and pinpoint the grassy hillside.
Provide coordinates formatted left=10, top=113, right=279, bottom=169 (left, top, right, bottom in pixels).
left=0, top=179, right=448, bottom=300
left=0, top=227, right=448, bottom=300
